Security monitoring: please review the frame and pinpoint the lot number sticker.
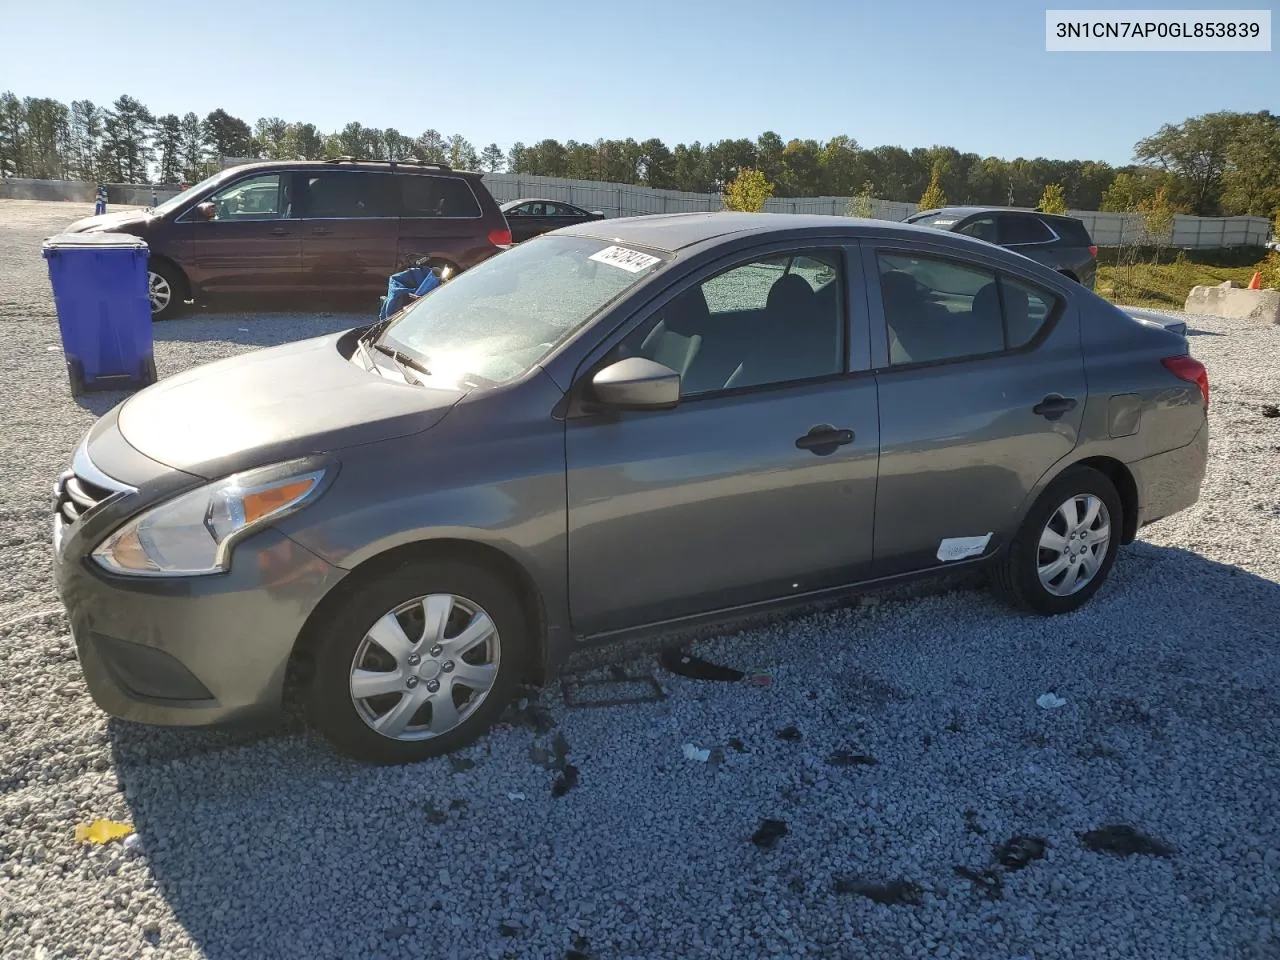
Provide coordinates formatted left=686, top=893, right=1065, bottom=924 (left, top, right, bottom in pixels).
left=589, top=245, right=661, bottom=273
left=936, top=533, right=993, bottom=562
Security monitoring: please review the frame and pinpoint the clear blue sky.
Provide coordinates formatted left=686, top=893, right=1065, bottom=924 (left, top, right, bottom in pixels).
left=2, top=0, right=1275, bottom=165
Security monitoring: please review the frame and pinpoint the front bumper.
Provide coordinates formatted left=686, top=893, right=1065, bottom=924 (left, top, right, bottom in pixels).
left=54, top=492, right=348, bottom=727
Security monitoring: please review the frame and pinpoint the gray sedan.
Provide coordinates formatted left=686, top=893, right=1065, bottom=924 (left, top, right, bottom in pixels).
left=52, top=213, right=1210, bottom=764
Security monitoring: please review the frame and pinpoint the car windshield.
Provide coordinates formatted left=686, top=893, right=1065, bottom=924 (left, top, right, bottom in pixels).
left=379, top=234, right=669, bottom=386
left=151, top=169, right=235, bottom=216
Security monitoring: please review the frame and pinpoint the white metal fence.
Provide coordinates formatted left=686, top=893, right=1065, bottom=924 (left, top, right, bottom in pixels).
left=3, top=170, right=1272, bottom=249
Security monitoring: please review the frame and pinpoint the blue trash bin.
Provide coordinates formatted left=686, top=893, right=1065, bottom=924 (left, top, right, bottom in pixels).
left=41, top=233, right=157, bottom=397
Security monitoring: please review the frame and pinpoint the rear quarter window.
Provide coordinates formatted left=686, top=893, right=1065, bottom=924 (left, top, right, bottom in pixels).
left=401, top=175, right=483, bottom=218
left=1049, top=217, right=1094, bottom=247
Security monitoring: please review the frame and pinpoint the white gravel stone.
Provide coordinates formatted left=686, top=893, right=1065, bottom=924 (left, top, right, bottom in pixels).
left=1, top=199, right=1278, bottom=959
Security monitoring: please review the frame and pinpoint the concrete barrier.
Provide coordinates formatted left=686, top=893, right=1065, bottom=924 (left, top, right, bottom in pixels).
left=0, top=178, right=181, bottom=206
left=1185, top=280, right=1280, bottom=324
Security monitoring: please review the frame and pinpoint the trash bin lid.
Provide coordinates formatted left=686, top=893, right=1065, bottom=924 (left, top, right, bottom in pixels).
left=42, top=233, right=149, bottom=253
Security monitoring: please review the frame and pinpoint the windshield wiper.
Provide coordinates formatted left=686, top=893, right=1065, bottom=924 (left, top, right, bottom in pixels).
left=373, top=342, right=430, bottom=384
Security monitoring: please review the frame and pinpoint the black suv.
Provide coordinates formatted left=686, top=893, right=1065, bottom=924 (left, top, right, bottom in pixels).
left=904, top=207, right=1098, bottom=289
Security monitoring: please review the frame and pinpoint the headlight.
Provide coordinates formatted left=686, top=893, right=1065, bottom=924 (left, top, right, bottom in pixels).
left=91, top=459, right=331, bottom=577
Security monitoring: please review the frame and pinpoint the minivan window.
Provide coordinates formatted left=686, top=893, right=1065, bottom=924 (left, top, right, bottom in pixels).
left=208, top=174, right=286, bottom=220
left=301, top=171, right=399, bottom=218
left=400, top=175, right=482, bottom=218
left=155, top=168, right=236, bottom=217
left=380, top=235, right=667, bottom=386
left=998, top=214, right=1055, bottom=245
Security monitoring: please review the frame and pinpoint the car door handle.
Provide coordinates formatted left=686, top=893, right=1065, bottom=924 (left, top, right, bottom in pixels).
left=312, top=226, right=331, bottom=236
left=1033, top=394, right=1078, bottom=420
left=795, top=425, right=854, bottom=456
left=271, top=227, right=289, bottom=236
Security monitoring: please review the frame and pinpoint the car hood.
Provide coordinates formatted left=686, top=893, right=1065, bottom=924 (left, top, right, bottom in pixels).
left=114, top=332, right=465, bottom=479
left=64, top=210, right=152, bottom=234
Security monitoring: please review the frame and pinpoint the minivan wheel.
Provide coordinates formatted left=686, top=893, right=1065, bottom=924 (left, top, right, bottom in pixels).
left=147, top=261, right=187, bottom=321
left=991, top=466, right=1122, bottom=615
left=308, top=559, right=526, bottom=764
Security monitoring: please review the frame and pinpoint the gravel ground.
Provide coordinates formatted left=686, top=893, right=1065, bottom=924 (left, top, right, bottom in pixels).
left=1, top=198, right=1279, bottom=960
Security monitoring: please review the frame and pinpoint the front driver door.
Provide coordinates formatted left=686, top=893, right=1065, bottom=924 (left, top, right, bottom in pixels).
left=190, top=172, right=301, bottom=292
left=565, top=243, right=880, bottom=638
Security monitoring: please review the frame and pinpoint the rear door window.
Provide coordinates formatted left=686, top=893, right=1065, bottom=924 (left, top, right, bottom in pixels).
left=955, top=216, right=998, bottom=243
left=401, top=175, right=483, bottom=218
left=301, top=172, right=399, bottom=219
left=997, top=214, right=1055, bottom=246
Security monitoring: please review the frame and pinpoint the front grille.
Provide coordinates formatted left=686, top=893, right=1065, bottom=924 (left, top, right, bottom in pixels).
left=54, top=471, right=114, bottom=526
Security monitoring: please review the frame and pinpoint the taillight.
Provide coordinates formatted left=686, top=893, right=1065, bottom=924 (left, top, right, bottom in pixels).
left=1162, top=355, right=1209, bottom=409
left=1088, top=244, right=1098, bottom=258
left=488, top=227, right=512, bottom=249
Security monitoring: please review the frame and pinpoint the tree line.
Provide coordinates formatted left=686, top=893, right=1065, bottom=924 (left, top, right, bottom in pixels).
left=1, top=92, right=1277, bottom=217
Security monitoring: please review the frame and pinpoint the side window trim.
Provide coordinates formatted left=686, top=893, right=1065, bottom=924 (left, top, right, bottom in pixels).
left=999, top=214, right=1059, bottom=247
left=400, top=174, right=485, bottom=220
left=566, top=239, right=869, bottom=417
left=175, top=171, right=295, bottom=223
left=862, top=243, right=1064, bottom=372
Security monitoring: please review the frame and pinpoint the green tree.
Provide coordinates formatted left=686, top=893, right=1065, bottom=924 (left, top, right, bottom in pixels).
left=479, top=142, right=505, bottom=172
left=291, top=123, right=325, bottom=160
left=154, top=114, right=183, bottom=183
left=722, top=167, right=773, bottom=212
left=202, top=108, right=255, bottom=160
left=67, top=100, right=102, bottom=180
left=178, top=112, right=207, bottom=180
left=846, top=180, right=876, bottom=218
left=1038, top=182, right=1067, bottom=213
left=506, top=141, right=530, bottom=173
left=414, top=129, right=447, bottom=163
left=1220, top=111, right=1280, bottom=217
left=918, top=160, right=947, bottom=210
left=0, top=91, right=22, bottom=176
left=638, top=137, right=675, bottom=188
left=254, top=116, right=292, bottom=159
left=1099, top=172, right=1137, bottom=211
left=1134, top=111, right=1248, bottom=215
left=99, top=95, right=154, bottom=183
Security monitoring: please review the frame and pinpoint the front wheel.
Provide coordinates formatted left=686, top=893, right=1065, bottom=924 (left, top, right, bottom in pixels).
left=147, top=261, right=187, bottom=321
left=307, top=559, right=527, bottom=764
left=991, top=466, right=1122, bottom=615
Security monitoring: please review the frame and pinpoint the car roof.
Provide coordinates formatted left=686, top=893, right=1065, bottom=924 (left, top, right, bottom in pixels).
left=916, top=206, right=1048, bottom=217
left=558, top=211, right=963, bottom=253
left=502, top=197, right=576, bottom=206
left=222, top=159, right=483, bottom=178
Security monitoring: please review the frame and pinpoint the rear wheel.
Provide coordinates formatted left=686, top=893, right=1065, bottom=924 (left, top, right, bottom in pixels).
left=307, top=559, right=526, bottom=764
left=992, top=466, right=1122, bottom=615
left=147, top=261, right=187, bottom=321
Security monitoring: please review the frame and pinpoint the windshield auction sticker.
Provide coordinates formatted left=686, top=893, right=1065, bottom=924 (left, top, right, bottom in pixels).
left=1046, top=9, right=1271, bottom=51
left=589, top=245, right=661, bottom=273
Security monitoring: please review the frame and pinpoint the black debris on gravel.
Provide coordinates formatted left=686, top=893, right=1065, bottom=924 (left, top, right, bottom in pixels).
left=995, top=835, right=1047, bottom=871
left=658, top=647, right=745, bottom=682
left=565, top=933, right=592, bottom=959
left=953, top=865, right=1004, bottom=901
left=499, top=922, right=523, bottom=937
left=552, top=764, right=580, bottom=798
left=448, top=756, right=476, bottom=773
left=826, top=749, right=878, bottom=767
left=833, top=877, right=923, bottom=906
left=728, top=737, right=748, bottom=753
left=751, top=819, right=788, bottom=849
left=963, top=809, right=987, bottom=836
left=1080, top=824, right=1176, bottom=858
left=776, top=725, right=803, bottom=742
left=1261, top=404, right=1279, bottom=418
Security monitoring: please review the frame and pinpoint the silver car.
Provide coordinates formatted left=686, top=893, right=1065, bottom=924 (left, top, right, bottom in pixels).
left=52, top=213, right=1210, bottom=764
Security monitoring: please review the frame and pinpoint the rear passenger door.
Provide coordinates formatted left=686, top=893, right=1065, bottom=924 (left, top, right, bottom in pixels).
left=565, top=243, right=880, bottom=637
left=399, top=174, right=487, bottom=265
left=298, top=170, right=400, bottom=292
left=864, top=245, right=1086, bottom=578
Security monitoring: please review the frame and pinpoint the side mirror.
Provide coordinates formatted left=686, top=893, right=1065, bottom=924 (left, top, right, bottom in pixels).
left=194, top=201, right=216, bottom=221
left=591, top=357, right=680, bottom=410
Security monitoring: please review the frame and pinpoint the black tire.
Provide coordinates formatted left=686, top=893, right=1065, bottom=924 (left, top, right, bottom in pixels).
left=307, top=558, right=527, bottom=764
left=147, top=260, right=188, bottom=321
left=991, top=465, right=1123, bottom=615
